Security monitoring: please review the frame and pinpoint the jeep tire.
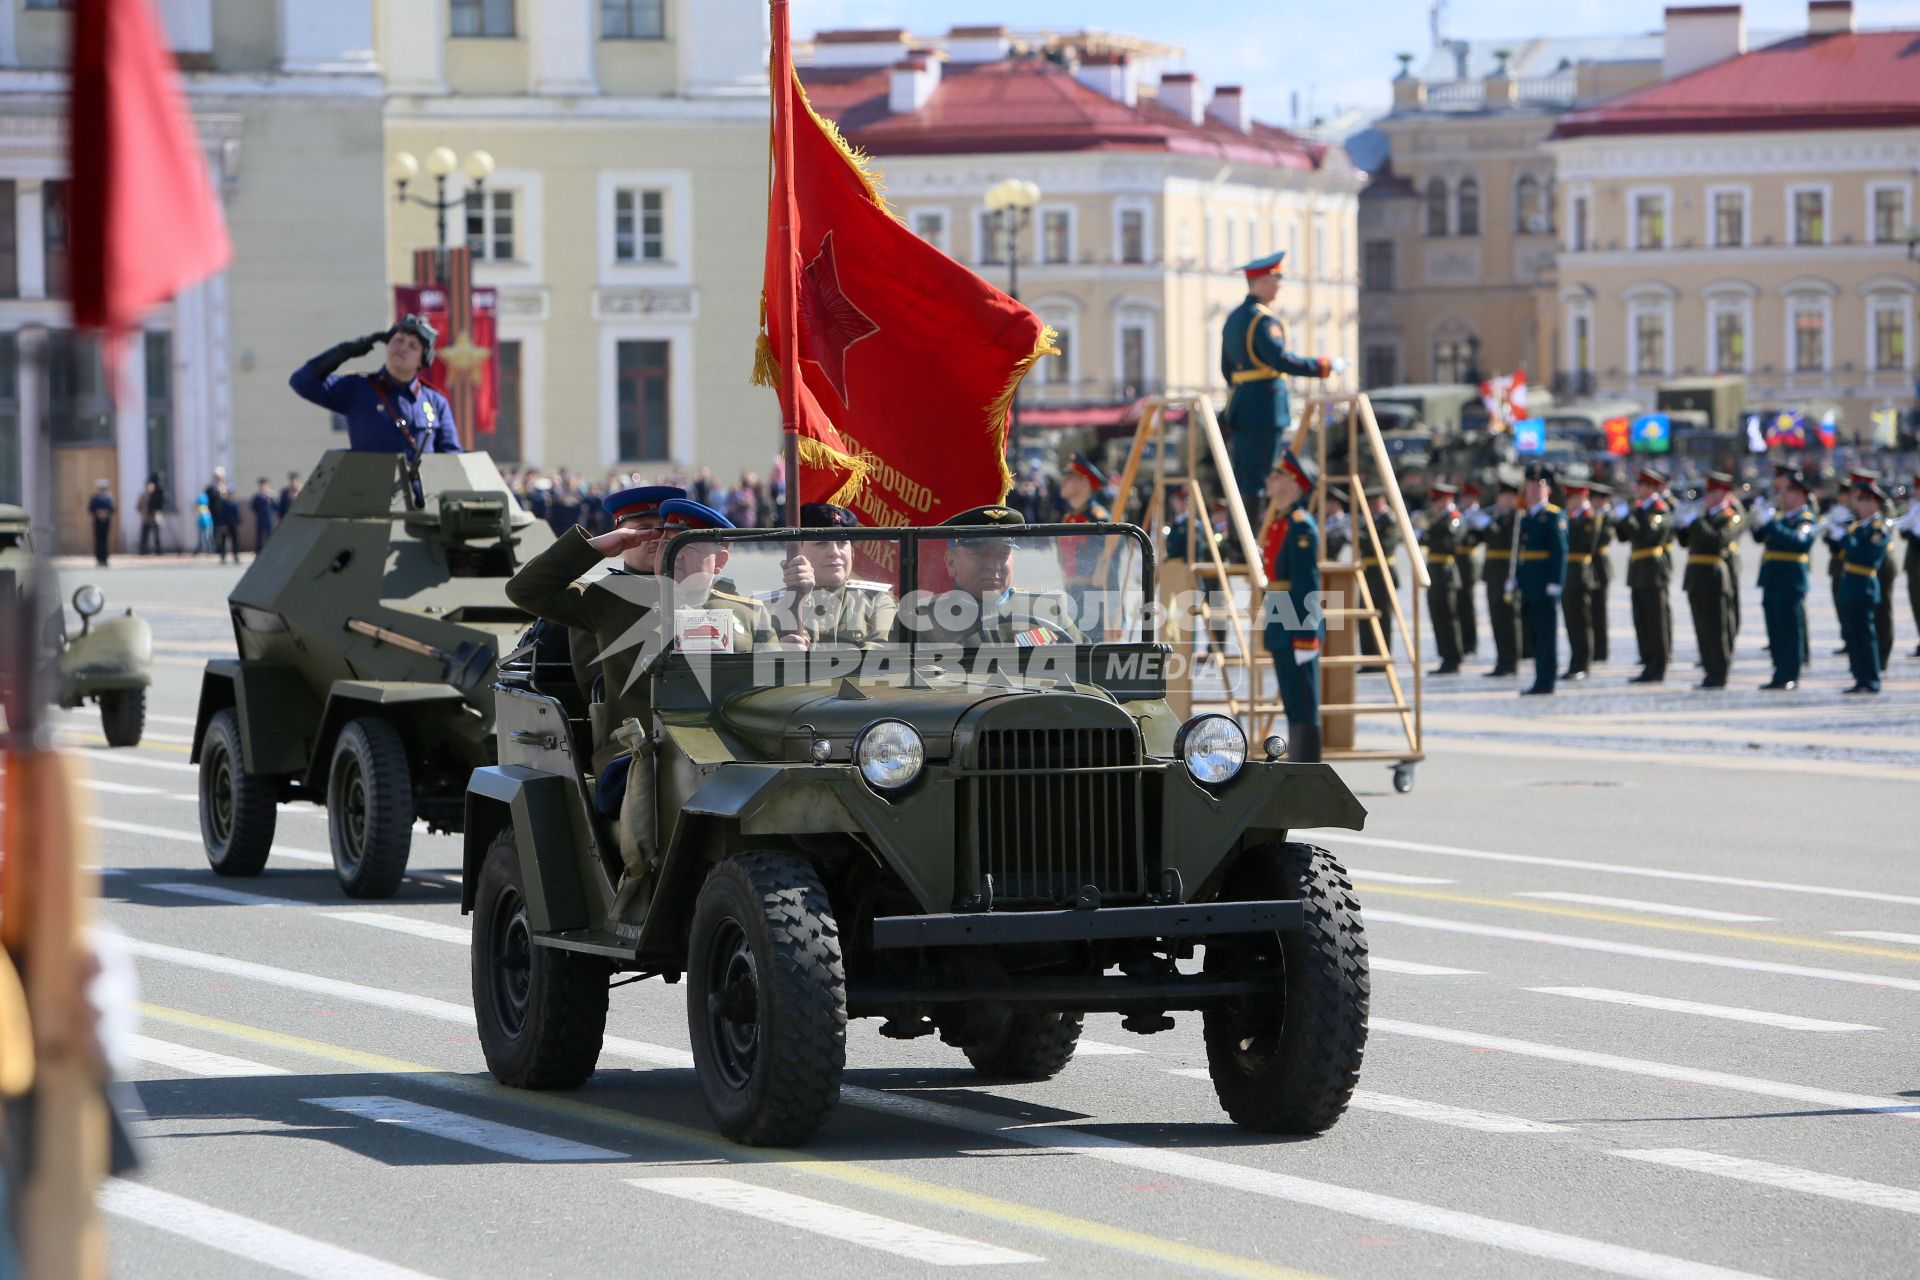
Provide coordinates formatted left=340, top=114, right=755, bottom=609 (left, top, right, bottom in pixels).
left=198, top=707, right=278, bottom=877
left=1202, top=841, right=1369, bottom=1134
left=473, top=827, right=611, bottom=1089
left=687, top=852, right=846, bottom=1147
left=326, top=717, right=414, bottom=899
left=961, top=1011, right=1083, bottom=1080
left=99, top=687, right=146, bottom=748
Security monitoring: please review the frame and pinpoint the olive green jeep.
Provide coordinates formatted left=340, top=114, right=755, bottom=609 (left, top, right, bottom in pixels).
left=464, top=521, right=1369, bottom=1146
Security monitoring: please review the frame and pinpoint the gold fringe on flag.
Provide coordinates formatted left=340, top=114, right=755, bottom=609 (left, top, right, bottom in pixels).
left=791, top=69, right=903, bottom=223
left=796, top=433, right=872, bottom=508
left=751, top=292, right=780, bottom=389
left=984, top=325, right=1060, bottom=497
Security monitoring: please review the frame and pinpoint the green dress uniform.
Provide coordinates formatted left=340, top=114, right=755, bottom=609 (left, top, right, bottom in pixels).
left=1874, top=536, right=1897, bottom=668
left=1837, top=505, right=1893, bottom=693
left=1475, top=504, right=1521, bottom=676
left=1676, top=497, right=1743, bottom=688
left=1588, top=494, right=1615, bottom=662
left=1453, top=511, right=1480, bottom=657
left=1262, top=502, right=1323, bottom=761
left=1560, top=496, right=1605, bottom=678
left=1615, top=494, right=1674, bottom=681
left=1421, top=493, right=1465, bottom=673
left=1754, top=500, right=1816, bottom=688
left=1903, top=499, right=1920, bottom=655
left=1220, top=288, right=1328, bottom=514
left=759, top=579, right=898, bottom=649
left=1357, top=506, right=1400, bottom=661
left=1516, top=499, right=1569, bottom=694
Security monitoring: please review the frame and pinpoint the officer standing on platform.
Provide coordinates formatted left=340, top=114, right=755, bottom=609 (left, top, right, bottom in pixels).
left=1357, top=489, right=1400, bottom=666
left=1476, top=472, right=1521, bottom=678
left=1837, top=474, right=1893, bottom=695
left=1559, top=475, right=1603, bottom=681
left=1676, top=471, right=1743, bottom=690
left=1422, top=481, right=1465, bottom=675
left=1220, top=252, right=1343, bottom=516
left=1455, top=483, right=1482, bottom=658
left=1588, top=481, right=1616, bottom=664
left=1752, top=466, right=1817, bottom=691
left=1616, top=465, right=1674, bottom=684
left=289, top=314, right=462, bottom=454
left=1261, top=449, right=1324, bottom=763
left=1516, top=465, right=1568, bottom=696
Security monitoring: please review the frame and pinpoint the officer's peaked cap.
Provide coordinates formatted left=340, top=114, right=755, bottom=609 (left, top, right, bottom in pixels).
left=604, top=484, right=685, bottom=521
left=1238, top=251, right=1286, bottom=280
left=800, top=502, right=859, bottom=529
left=659, top=498, right=734, bottom=531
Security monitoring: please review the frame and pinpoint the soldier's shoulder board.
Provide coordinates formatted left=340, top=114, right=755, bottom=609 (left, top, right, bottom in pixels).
left=844, top=578, right=892, bottom=593
left=707, top=587, right=756, bottom=606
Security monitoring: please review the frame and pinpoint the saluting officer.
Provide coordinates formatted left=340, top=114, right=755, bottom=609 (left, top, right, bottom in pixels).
left=290, top=314, right=462, bottom=454
left=1616, top=465, right=1674, bottom=684
left=1837, top=474, right=1894, bottom=695
left=1751, top=465, right=1817, bottom=691
left=1356, top=489, right=1400, bottom=666
left=1559, top=476, right=1604, bottom=681
left=1588, top=481, right=1616, bottom=664
left=1515, top=465, right=1568, bottom=696
left=1220, top=252, right=1342, bottom=516
left=1474, top=472, right=1522, bottom=678
left=1676, top=471, right=1743, bottom=690
left=1261, top=449, right=1324, bottom=762
left=1422, top=481, right=1465, bottom=675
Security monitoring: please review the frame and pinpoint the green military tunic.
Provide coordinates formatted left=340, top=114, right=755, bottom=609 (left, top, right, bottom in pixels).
left=1561, top=500, right=1608, bottom=677
left=758, top=579, right=898, bottom=649
left=1421, top=500, right=1465, bottom=671
left=1615, top=496, right=1673, bottom=680
left=1677, top=499, right=1744, bottom=687
left=1473, top=505, right=1520, bottom=675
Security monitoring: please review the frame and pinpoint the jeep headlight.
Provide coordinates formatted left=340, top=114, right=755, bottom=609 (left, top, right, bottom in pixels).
left=855, top=719, right=924, bottom=792
left=72, top=585, right=105, bottom=618
left=1178, top=713, right=1246, bottom=785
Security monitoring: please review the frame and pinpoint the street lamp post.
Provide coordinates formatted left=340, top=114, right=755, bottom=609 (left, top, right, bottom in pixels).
left=985, top=178, right=1041, bottom=437
left=389, top=146, right=496, bottom=253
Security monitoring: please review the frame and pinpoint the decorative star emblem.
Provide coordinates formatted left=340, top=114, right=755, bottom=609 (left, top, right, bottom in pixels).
left=438, top=332, right=492, bottom=379
left=799, top=231, right=879, bottom=407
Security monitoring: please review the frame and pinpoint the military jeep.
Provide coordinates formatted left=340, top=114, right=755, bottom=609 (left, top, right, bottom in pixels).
left=464, top=522, right=1369, bottom=1147
left=191, top=449, right=554, bottom=898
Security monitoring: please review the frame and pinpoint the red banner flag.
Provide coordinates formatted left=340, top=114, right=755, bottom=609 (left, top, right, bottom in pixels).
left=757, top=3, right=1054, bottom=522
left=69, top=0, right=232, bottom=353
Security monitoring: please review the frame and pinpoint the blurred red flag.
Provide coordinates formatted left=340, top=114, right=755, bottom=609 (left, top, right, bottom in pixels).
left=757, top=4, right=1053, bottom=519
left=69, top=0, right=232, bottom=350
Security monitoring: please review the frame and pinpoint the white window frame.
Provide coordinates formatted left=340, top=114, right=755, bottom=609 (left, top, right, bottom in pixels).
left=1784, top=292, right=1832, bottom=374
left=464, top=188, right=518, bottom=263
left=1112, top=201, right=1153, bottom=266
left=1706, top=184, right=1749, bottom=249
left=1866, top=181, right=1910, bottom=246
left=1037, top=204, right=1076, bottom=266
left=611, top=187, right=668, bottom=265
left=1786, top=182, right=1832, bottom=247
left=457, top=169, right=542, bottom=285
left=1033, top=301, right=1079, bottom=389
left=909, top=207, right=949, bottom=255
left=1866, top=290, right=1914, bottom=373
left=597, top=320, right=695, bottom=467
left=975, top=208, right=1004, bottom=266
left=1702, top=290, right=1754, bottom=375
left=1562, top=296, right=1594, bottom=375
left=1623, top=285, right=1675, bottom=379
left=596, top=169, right=686, bottom=287
left=1564, top=184, right=1592, bottom=252
left=1627, top=186, right=1670, bottom=252
left=1113, top=300, right=1159, bottom=392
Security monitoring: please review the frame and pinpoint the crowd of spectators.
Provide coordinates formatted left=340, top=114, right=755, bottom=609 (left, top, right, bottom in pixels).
left=500, top=461, right=791, bottom=535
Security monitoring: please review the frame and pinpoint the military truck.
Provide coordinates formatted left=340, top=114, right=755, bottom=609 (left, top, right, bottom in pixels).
left=464, top=521, right=1370, bottom=1147
left=192, top=449, right=555, bottom=898
left=0, top=503, right=152, bottom=745
left=1657, top=376, right=1746, bottom=435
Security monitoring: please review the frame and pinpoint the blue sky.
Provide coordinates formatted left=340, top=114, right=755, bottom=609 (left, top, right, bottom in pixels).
left=798, top=1, right=1920, bottom=127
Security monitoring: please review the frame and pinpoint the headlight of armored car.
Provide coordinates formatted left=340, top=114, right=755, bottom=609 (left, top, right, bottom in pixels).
left=72, top=585, right=105, bottom=618
left=1178, top=713, right=1246, bottom=785
left=855, top=719, right=924, bottom=792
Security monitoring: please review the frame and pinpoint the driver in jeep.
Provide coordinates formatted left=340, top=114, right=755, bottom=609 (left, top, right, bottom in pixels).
left=913, top=505, right=1085, bottom=646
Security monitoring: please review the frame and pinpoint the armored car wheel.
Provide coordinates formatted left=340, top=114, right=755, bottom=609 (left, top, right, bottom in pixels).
left=960, top=1011, right=1083, bottom=1081
left=1201, top=841, right=1368, bottom=1135
left=687, top=852, right=846, bottom=1147
left=99, top=688, right=146, bottom=748
left=327, top=717, right=414, bottom=899
left=199, top=707, right=278, bottom=877
left=472, top=827, right=611, bottom=1089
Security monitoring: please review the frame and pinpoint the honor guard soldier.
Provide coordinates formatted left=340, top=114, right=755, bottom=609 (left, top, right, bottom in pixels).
left=1844, top=469, right=1898, bottom=669
left=1220, top=252, right=1342, bottom=516
left=1902, top=467, right=1920, bottom=657
left=1616, top=465, right=1674, bottom=683
left=1058, top=453, right=1115, bottom=634
left=290, top=314, right=462, bottom=454
left=1676, top=472, right=1743, bottom=690
left=1422, top=481, right=1466, bottom=674
left=1261, top=449, right=1324, bottom=762
left=1837, top=474, right=1894, bottom=694
left=1559, top=475, right=1605, bottom=681
left=1475, top=472, right=1522, bottom=678
left=1751, top=466, right=1817, bottom=690
left=1356, top=489, right=1400, bottom=666
left=1455, top=482, right=1482, bottom=657
left=1516, top=465, right=1569, bottom=695
left=1588, top=481, right=1616, bottom=663
left=763, top=503, right=898, bottom=649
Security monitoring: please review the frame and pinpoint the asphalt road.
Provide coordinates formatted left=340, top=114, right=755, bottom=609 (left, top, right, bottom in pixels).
left=40, top=551, right=1920, bottom=1279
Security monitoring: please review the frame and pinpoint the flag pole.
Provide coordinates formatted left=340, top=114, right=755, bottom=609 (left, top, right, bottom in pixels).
left=771, top=0, right=802, bottom=527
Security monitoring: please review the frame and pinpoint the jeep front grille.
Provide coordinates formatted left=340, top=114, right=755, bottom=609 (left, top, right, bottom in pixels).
left=962, top=727, right=1147, bottom=904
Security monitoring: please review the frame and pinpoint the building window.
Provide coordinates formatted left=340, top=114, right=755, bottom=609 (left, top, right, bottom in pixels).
left=1362, top=239, right=1394, bottom=292
left=1117, top=310, right=1155, bottom=394
left=0, top=180, right=15, bottom=300
left=450, top=0, right=515, bottom=38
left=1712, top=190, right=1745, bottom=248
left=1362, top=343, right=1397, bottom=388
left=613, top=188, right=665, bottom=263
left=911, top=210, right=947, bottom=254
left=0, top=332, right=19, bottom=505
left=1117, top=208, right=1146, bottom=265
left=1871, top=186, right=1907, bottom=245
left=1246, top=216, right=1259, bottom=260
left=1515, top=175, right=1544, bottom=234
left=1569, top=193, right=1590, bottom=251
left=144, top=331, right=174, bottom=496
left=48, top=331, right=112, bottom=446
left=1424, top=178, right=1448, bottom=237
left=1872, top=303, right=1908, bottom=371
left=601, top=0, right=664, bottom=39
left=1792, top=188, right=1826, bottom=245
left=465, top=189, right=516, bottom=262
left=1633, top=192, right=1666, bottom=251
left=1713, top=309, right=1745, bottom=373
left=43, top=179, right=70, bottom=299
left=1634, top=310, right=1665, bottom=376
left=1041, top=210, right=1071, bottom=265
left=1432, top=337, right=1475, bottom=383
left=615, top=340, right=670, bottom=461
left=1792, top=304, right=1825, bottom=372
left=1313, top=223, right=1326, bottom=277
left=977, top=211, right=1005, bottom=266
left=1040, top=317, right=1073, bottom=386
left=1572, top=313, right=1591, bottom=373
left=493, top=339, right=523, bottom=463
left=1220, top=215, right=1233, bottom=268
left=1455, top=178, right=1480, bottom=237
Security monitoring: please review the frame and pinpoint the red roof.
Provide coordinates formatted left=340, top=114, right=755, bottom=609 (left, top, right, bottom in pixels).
left=799, top=57, right=1329, bottom=169
left=1555, top=29, right=1920, bottom=138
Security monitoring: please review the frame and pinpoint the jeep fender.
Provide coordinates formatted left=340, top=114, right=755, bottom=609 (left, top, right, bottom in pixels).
left=462, top=765, right=593, bottom=932
left=191, top=660, right=320, bottom=776
left=57, top=612, right=153, bottom=694
left=306, top=680, right=469, bottom=791
left=1168, top=760, right=1367, bottom=901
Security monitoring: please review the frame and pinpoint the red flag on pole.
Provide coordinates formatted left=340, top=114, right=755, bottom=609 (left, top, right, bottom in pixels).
left=757, top=2, right=1054, bottom=522
left=69, top=0, right=232, bottom=352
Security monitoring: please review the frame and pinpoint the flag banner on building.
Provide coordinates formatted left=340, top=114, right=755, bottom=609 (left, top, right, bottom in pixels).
left=755, top=3, right=1055, bottom=520
left=1603, top=415, right=1633, bottom=456
left=395, top=282, right=499, bottom=446
left=1629, top=413, right=1671, bottom=454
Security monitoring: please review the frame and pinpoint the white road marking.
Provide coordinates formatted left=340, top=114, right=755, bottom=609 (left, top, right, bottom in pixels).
left=631, top=1177, right=1041, bottom=1267
left=151, top=882, right=297, bottom=907
left=1367, top=908, right=1920, bottom=993
left=1374, top=1019, right=1919, bottom=1118
left=1835, top=930, right=1920, bottom=947
left=1072, top=1039, right=1144, bottom=1056
left=1514, top=892, right=1772, bottom=923
left=1372, top=958, right=1481, bottom=976
left=1169, top=1070, right=1568, bottom=1132
left=1530, top=987, right=1878, bottom=1032
left=1317, top=831, right=1920, bottom=908
left=1612, top=1149, right=1920, bottom=1216
left=126, top=1034, right=288, bottom=1078
left=80, top=777, right=164, bottom=796
left=76, top=747, right=199, bottom=774
left=326, top=911, right=472, bottom=945
left=99, top=1181, right=443, bottom=1280
left=91, top=816, right=333, bottom=865
left=1347, top=868, right=1457, bottom=885
left=308, top=1095, right=624, bottom=1162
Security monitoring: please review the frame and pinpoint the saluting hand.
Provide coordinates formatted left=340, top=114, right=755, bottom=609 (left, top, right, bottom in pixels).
left=587, top=527, right=653, bottom=558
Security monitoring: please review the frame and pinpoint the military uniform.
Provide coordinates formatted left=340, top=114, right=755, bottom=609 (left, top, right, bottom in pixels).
left=1676, top=476, right=1743, bottom=689
left=1838, top=479, right=1893, bottom=693
left=1356, top=503, right=1400, bottom=662
left=1754, top=478, right=1817, bottom=689
left=1454, top=490, right=1482, bottom=657
left=1616, top=470, right=1674, bottom=682
left=921, top=504, right=1084, bottom=647
left=1588, top=483, right=1615, bottom=663
left=1559, top=483, right=1605, bottom=679
left=1422, top=485, right=1465, bottom=674
left=1902, top=478, right=1920, bottom=656
left=1220, top=252, right=1332, bottom=514
left=1473, top=487, right=1521, bottom=677
left=1515, top=480, right=1569, bottom=695
left=761, top=502, right=898, bottom=648
left=1261, top=449, right=1323, bottom=761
